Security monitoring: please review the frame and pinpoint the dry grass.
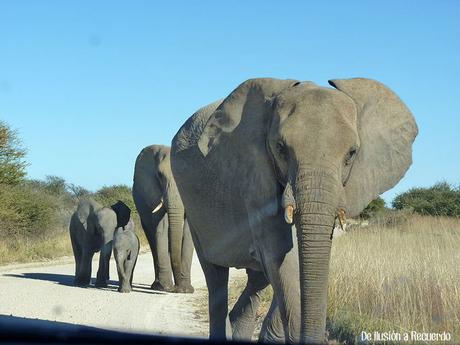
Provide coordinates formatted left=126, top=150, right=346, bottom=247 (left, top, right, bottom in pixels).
left=0, top=230, right=73, bottom=265
left=328, top=214, right=460, bottom=343
left=228, top=215, right=459, bottom=343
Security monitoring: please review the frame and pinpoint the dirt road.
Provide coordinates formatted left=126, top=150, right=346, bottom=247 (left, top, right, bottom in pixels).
left=0, top=252, right=245, bottom=338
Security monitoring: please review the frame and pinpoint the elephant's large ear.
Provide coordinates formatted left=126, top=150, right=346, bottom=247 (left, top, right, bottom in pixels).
left=198, top=78, right=300, bottom=156
left=111, top=200, right=131, bottom=228
left=329, top=78, right=418, bottom=217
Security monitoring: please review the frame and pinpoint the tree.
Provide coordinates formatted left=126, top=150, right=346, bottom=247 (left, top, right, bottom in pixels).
left=392, top=182, right=460, bottom=217
left=67, top=183, right=90, bottom=199
left=0, top=121, right=28, bottom=185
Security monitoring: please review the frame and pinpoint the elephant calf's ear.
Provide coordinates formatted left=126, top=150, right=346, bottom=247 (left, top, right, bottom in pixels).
left=111, top=201, right=131, bottom=228
left=329, top=78, right=418, bottom=217
left=198, top=78, right=299, bottom=156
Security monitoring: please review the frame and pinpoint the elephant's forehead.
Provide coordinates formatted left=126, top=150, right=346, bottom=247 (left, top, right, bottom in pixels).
left=277, top=86, right=356, bottom=121
left=276, top=87, right=357, bottom=137
left=97, top=207, right=115, bottom=219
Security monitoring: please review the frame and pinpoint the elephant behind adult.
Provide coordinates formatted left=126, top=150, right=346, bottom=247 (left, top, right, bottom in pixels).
left=132, top=144, right=194, bottom=293
left=69, top=199, right=131, bottom=287
left=171, top=78, right=417, bottom=342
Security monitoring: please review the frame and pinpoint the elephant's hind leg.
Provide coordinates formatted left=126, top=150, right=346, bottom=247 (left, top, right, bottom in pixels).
left=229, top=269, right=269, bottom=341
left=118, top=251, right=134, bottom=293
left=115, top=250, right=129, bottom=292
left=129, top=240, right=140, bottom=288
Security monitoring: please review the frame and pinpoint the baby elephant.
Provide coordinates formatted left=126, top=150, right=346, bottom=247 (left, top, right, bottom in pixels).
left=113, top=219, right=139, bottom=293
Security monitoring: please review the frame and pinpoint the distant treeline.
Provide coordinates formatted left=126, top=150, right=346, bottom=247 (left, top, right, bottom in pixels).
left=360, top=182, right=460, bottom=219
left=0, top=120, right=138, bottom=241
left=0, top=120, right=459, bottom=243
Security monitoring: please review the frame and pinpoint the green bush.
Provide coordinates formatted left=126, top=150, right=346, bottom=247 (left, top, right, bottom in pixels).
left=392, top=182, right=460, bottom=217
left=0, top=183, right=59, bottom=239
left=359, top=197, right=387, bottom=219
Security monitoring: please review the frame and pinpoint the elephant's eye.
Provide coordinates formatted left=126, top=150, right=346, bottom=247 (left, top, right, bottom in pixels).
left=276, top=141, right=287, bottom=155
left=344, top=146, right=358, bottom=166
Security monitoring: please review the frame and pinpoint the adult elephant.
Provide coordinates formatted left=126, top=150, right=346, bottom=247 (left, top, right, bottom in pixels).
left=171, top=78, right=418, bottom=343
left=132, top=145, right=194, bottom=293
left=69, top=199, right=131, bottom=287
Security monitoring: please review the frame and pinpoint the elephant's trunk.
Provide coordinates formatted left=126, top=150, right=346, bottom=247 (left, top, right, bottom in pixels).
left=293, top=169, right=337, bottom=344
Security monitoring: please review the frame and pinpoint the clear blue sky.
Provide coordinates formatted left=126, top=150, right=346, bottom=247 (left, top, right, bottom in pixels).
left=1, top=1, right=459, bottom=204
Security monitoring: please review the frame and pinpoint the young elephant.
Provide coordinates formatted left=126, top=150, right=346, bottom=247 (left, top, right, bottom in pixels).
left=113, top=219, right=139, bottom=293
left=69, top=199, right=131, bottom=287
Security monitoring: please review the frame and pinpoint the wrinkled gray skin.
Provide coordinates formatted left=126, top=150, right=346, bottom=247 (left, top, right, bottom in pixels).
left=171, top=78, right=418, bottom=343
left=132, top=145, right=194, bottom=293
left=69, top=199, right=131, bottom=287
left=113, top=219, right=139, bottom=293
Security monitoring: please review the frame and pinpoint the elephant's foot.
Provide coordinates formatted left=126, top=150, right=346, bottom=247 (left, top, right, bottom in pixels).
left=95, top=279, right=108, bottom=288
left=151, top=280, right=175, bottom=292
left=74, top=276, right=90, bottom=287
left=174, top=283, right=195, bottom=294
left=118, top=286, right=132, bottom=293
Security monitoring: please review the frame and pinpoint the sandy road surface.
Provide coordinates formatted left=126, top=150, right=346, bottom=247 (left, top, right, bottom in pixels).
left=0, top=252, right=245, bottom=338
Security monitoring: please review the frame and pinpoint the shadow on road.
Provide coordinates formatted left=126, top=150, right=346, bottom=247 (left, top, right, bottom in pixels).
left=2, top=273, right=168, bottom=295
left=2, top=272, right=118, bottom=287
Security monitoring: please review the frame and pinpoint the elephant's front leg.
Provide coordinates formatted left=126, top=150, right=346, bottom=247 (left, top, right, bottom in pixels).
left=229, top=268, right=269, bottom=341
left=96, top=241, right=113, bottom=288
left=259, top=222, right=301, bottom=343
left=175, top=220, right=194, bottom=293
left=152, top=214, right=175, bottom=292
left=200, top=259, right=230, bottom=340
left=259, top=294, right=285, bottom=343
left=77, top=248, right=94, bottom=286
left=70, top=234, right=82, bottom=284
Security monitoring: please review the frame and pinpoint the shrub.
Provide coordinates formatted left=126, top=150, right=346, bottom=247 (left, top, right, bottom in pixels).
left=0, top=183, right=59, bottom=239
left=392, top=182, right=460, bottom=217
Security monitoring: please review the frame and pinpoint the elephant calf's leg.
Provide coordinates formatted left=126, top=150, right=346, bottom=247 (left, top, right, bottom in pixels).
left=229, top=269, right=269, bottom=341
left=96, top=242, right=112, bottom=288
left=122, top=248, right=139, bottom=293
left=115, top=251, right=130, bottom=293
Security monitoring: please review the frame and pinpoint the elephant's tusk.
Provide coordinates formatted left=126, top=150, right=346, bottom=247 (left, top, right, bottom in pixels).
left=152, top=200, right=164, bottom=213
left=284, top=205, right=294, bottom=224
left=337, top=208, right=347, bottom=232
